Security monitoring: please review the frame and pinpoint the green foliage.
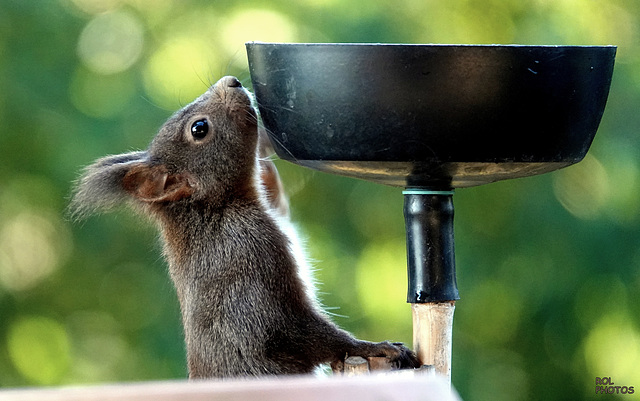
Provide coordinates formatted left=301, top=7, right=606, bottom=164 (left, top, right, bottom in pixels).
left=0, top=0, right=639, bottom=400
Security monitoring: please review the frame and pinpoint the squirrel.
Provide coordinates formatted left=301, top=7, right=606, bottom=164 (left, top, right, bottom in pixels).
left=71, top=76, right=419, bottom=378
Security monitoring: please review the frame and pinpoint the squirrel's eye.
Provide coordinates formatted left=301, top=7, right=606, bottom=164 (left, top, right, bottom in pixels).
left=191, top=119, right=209, bottom=139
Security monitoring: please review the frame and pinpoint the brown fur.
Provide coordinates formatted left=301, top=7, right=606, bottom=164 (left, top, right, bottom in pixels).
left=71, top=76, right=419, bottom=378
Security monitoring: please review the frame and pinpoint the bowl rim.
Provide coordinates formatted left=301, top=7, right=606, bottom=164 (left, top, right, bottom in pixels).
left=246, top=41, right=617, bottom=49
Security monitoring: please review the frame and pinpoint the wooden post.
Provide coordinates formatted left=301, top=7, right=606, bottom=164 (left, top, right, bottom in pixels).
left=343, top=356, right=370, bottom=376
left=412, top=302, right=455, bottom=385
left=333, top=356, right=394, bottom=375
left=366, top=356, right=393, bottom=371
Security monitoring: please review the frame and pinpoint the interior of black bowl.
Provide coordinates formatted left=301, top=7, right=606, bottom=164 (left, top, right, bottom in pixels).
left=246, top=43, right=616, bottom=188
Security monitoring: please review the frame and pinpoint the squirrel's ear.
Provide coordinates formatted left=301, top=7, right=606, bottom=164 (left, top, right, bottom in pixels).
left=123, top=164, right=195, bottom=203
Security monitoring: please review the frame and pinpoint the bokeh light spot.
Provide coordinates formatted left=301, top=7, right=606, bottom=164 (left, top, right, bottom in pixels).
left=143, top=36, right=215, bottom=110
left=0, top=212, right=71, bottom=292
left=355, top=240, right=411, bottom=338
left=68, top=0, right=122, bottom=15
left=552, top=154, right=609, bottom=220
left=7, top=316, right=71, bottom=385
left=583, top=312, right=640, bottom=388
left=66, top=311, right=128, bottom=383
left=598, top=143, right=640, bottom=224
left=547, top=0, right=636, bottom=50
left=221, top=9, right=297, bottom=68
left=77, top=10, right=144, bottom=75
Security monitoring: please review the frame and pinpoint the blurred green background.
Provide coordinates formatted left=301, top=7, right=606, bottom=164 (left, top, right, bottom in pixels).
left=0, top=0, right=639, bottom=400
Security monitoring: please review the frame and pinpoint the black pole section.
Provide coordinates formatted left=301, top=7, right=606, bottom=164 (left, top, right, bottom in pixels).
left=403, top=190, right=459, bottom=303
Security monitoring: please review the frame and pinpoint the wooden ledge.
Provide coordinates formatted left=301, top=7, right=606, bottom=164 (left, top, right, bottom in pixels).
left=0, top=373, right=461, bottom=401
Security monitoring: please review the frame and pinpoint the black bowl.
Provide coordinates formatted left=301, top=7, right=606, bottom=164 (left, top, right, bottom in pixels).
left=246, top=43, right=616, bottom=188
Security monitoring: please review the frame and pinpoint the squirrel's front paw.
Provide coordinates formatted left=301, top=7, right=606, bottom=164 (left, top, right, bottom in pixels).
left=337, top=340, right=421, bottom=370
left=377, top=341, right=421, bottom=369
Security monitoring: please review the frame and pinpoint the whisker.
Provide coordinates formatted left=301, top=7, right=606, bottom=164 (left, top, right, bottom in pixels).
left=139, top=94, right=173, bottom=112
left=224, top=51, right=241, bottom=77
left=238, top=70, right=252, bottom=88
left=177, top=90, right=185, bottom=108
left=193, top=66, right=210, bottom=90
left=254, top=100, right=304, bottom=117
left=205, top=63, right=215, bottom=87
left=261, top=127, right=298, bottom=162
left=242, top=86, right=300, bottom=163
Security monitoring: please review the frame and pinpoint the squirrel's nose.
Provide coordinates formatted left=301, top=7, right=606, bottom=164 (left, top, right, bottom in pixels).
left=220, top=76, right=242, bottom=88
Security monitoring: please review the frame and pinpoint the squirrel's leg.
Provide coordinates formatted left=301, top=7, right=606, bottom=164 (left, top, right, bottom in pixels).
left=301, top=315, right=421, bottom=370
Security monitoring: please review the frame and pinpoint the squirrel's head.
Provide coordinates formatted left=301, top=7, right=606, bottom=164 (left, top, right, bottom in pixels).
left=141, top=76, right=259, bottom=202
left=71, top=76, right=261, bottom=217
